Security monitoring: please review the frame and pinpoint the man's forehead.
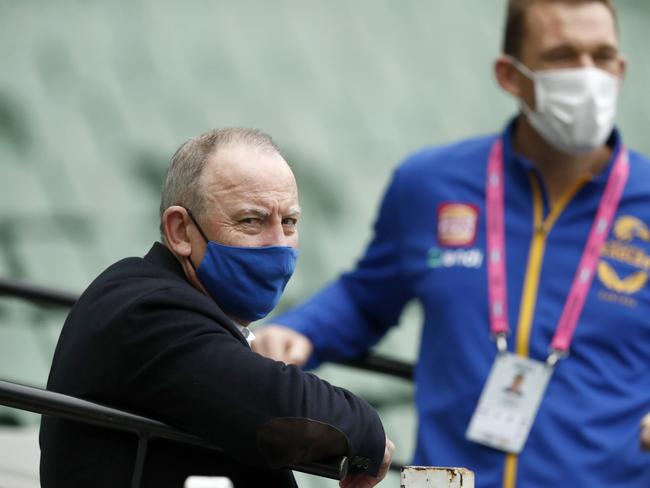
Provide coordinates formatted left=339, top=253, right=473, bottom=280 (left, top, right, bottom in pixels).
left=207, top=143, right=282, bottom=172
left=201, top=144, right=292, bottom=188
left=524, top=1, right=618, bottom=51
left=199, top=143, right=298, bottom=210
left=212, top=191, right=301, bottom=219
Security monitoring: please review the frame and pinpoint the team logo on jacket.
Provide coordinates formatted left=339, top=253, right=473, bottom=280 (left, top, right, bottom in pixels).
left=437, top=203, right=479, bottom=247
left=597, top=216, right=650, bottom=306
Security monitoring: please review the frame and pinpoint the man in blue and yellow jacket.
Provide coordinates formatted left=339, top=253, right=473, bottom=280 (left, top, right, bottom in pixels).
left=254, top=1, right=650, bottom=487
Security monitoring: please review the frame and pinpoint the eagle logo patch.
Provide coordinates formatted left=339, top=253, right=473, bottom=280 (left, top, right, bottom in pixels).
left=597, top=215, right=650, bottom=306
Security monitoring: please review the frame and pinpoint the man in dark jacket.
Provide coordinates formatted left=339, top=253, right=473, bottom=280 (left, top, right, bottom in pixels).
left=39, top=128, right=393, bottom=488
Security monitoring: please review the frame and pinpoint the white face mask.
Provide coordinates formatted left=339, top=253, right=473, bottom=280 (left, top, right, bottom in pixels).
left=511, top=58, right=621, bottom=155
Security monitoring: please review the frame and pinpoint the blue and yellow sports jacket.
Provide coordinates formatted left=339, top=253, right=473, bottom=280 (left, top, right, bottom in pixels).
left=275, top=119, right=650, bottom=487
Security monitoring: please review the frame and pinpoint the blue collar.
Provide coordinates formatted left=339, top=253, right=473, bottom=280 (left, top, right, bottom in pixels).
left=500, top=117, right=623, bottom=186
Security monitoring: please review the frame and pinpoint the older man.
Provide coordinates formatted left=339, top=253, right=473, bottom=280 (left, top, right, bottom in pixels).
left=39, top=128, right=392, bottom=488
left=254, top=1, right=650, bottom=487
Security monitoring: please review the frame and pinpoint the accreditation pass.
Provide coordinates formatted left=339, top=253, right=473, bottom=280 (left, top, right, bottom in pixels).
left=465, top=352, right=553, bottom=454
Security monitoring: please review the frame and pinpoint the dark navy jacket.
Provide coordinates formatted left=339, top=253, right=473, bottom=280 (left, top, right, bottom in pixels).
left=40, top=242, right=385, bottom=488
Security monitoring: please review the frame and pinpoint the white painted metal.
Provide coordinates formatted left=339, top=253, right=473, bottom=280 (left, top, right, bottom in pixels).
left=0, top=426, right=40, bottom=488
left=184, top=476, right=233, bottom=488
left=401, top=466, right=474, bottom=488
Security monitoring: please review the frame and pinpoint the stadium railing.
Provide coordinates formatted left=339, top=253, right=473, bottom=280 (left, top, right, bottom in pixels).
left=0, top=379, right=348, bottom=487
left=0, top=277, right=414, bottom=477
left=0, top=277, right=415, bottom=380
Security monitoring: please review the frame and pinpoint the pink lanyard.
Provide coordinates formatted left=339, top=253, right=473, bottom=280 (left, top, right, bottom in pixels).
left=486, top=138, right=629, bottom=360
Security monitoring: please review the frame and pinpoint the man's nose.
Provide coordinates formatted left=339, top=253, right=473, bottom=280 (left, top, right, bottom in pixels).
left=577, top=53, right=597, bottom=68
left=259, top=223, right=289, bottom=247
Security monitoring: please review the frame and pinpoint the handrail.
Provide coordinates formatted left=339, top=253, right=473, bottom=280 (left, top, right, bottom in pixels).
left=0, top=277, right=412, bottom=475
left=0, top=278, right=79, bottom=308
left=0, top=277, right=415, bottom=380
left=0, top=379, right=348, bottom=484
left=341, top=354, right=414, bottom=381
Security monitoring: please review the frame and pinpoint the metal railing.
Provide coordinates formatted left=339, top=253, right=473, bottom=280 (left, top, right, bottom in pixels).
left=0, top=277, right=415, bottom=478
left=0, top=277, right=415, bottom=381
left=0, top=379, right=348, bottom=487
left=0, top=278, right=80, bottom=309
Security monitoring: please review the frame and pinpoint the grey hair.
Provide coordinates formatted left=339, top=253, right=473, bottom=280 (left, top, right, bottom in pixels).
left=159, top=127, right=280, bottom=239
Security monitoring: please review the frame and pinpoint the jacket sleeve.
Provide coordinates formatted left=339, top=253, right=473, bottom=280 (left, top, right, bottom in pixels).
left=273, top=165, right=414, bottom=368
left=118, top=288, right=386, bottom=475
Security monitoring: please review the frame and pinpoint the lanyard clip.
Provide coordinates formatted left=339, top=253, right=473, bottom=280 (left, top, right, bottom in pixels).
left=492, top=332, right=508, bottom=354
left=546, top=348, right=568, bottom=367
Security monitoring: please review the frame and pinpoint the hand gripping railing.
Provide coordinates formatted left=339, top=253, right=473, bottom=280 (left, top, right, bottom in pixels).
left=0, top=379, right=348, bottom=487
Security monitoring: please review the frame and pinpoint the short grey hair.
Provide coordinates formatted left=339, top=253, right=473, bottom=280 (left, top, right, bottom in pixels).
left=159, top=127, right=280, bottom=239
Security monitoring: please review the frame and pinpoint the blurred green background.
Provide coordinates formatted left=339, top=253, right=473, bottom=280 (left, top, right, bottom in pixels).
left=1, top=0, right=649, bottom=486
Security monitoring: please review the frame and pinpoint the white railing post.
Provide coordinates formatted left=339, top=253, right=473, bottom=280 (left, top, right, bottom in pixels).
left=184, top=477, right=233, bottom=488
left=400, top=466, right=474, bottom=488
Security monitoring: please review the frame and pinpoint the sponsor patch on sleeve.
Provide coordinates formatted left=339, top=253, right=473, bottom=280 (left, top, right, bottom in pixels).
left=437, top=202, right=479, bottom=247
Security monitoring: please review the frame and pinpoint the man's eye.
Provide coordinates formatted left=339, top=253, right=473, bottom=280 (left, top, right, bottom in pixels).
left=282, top=218, right=298, bottom=226
left=595, top=51, right=617, bottom=63
left=240, top=218, right=260, bottom=225
left=548, top=52, right=575, bottom=63
left=542, top=47, right=577, bottom=64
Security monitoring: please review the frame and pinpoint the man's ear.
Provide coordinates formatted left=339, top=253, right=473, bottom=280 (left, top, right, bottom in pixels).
left=494, top=55, right=526, bottom=98
left=162, top=206, right=192, bottom=257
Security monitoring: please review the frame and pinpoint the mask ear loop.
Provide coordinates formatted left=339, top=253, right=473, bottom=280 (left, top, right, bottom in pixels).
left=505, top=55, right=539, bottom=117
left=506, top=55, right=535, bottom=80
left=180, top=206, right=210, bottom=243
left=175, top=205, right=209, bottom=270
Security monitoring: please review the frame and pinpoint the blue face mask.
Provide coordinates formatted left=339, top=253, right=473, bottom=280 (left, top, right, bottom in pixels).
left=187, top=210, right=298, bottom=322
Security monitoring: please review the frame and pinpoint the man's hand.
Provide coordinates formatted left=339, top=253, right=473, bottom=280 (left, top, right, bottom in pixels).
left=339, top=437, right=394, bottom=488
left=641, top=412, right=650, bottom=451
left=251, top=324, right=313, bottom=366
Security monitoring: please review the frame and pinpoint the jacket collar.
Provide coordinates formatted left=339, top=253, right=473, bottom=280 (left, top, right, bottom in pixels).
left=144, top=241, right=251, bottom=347
left=144, top=241, right=189, bottom=280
